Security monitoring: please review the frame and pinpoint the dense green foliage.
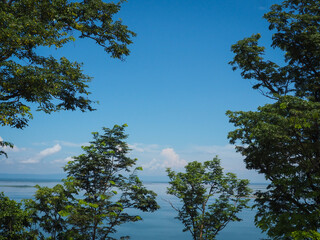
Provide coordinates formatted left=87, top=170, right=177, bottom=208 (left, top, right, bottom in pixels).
left=0, top=192, right=37, bottom=239
left=0, top=0, right=136, bottom=156
left=0, top=125, right=159, bottom=240
left=24, top=181, right=77, bottom=239
left=229, top=0, right=320, bottom=100
left=227, top=97, right=320, bottom=239
left=167, top=157, right=251, bottom=240
left=229, top=0, right=320, bottom=238
left=63, top=124, right=159, bottom=239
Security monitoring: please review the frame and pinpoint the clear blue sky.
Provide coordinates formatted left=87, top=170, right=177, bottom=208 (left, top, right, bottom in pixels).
left=1, top=0, right=280, bottom=182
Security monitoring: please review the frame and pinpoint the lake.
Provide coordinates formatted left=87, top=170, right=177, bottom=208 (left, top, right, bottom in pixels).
left=0, top=179, right=267, bottom=239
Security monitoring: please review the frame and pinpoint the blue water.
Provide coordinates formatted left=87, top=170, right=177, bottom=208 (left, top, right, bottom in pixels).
left=0, top=180, right=267, bottom=240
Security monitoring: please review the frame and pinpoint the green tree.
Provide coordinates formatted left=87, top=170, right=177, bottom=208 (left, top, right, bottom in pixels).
left=227, top=97, right=320, bottom=239
left=16, top=125, right=158, bottom=240
left=23, top=180, right=77, bottom=240
left=290, top=230, right=320, bottom=240
left=0, top=192, right=37, bottom=240
left=62, top=124, right=159, bottom=240
left=166, top=157, right=251, bottom=240
left=0, top=0, right=136, bottom=155
left=228, top=0, right=320, bottom=238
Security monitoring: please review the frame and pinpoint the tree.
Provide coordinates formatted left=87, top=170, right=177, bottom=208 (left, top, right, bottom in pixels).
left=228, top=0, right=320, bottom=238
left=62, top=124, right=159, bottom=240
left=23, top=180, right=77, bottom=240
left=0, top=192, right=37, bottom=240
left=227, top=97, right=320, bottom=239
left=13, top=124, right=159, bottom=240
left=166, top=157, right=251, bottom=240
left=0, top=0, right=136, bottom=155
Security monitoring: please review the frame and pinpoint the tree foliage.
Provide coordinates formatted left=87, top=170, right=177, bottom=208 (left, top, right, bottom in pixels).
left=230, top=0, right=320, bottom=100
left=0, top=0, right=136, bottom=156
left=228, top=0, right=320, bottom=238
left=166, top=157, right=251, bottom=240
left=24, top=181, right=77, bottom=239
left=0, top=192, right=37, bottom=240
left=227, top=97, right=320, bottom=239
left=62, top=124, right=159, bottom=240
left=0, top=124, right=159, bottom=240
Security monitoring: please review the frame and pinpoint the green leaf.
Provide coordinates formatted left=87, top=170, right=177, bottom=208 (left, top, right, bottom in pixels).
left=280, top=103, right=287, bottom=109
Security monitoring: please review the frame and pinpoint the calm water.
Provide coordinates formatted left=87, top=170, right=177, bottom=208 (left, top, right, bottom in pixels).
left=0, top=179, right=267, bottom=240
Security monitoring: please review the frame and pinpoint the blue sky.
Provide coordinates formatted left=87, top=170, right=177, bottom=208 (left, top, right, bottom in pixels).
left=1, top=0, right=280, bottom=182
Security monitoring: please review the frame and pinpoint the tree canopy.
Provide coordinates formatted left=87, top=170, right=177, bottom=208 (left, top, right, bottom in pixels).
left=230, top=0, right=320, bottom=100
left=0, top=124, right=159, bottom=240
left=167, top=157, right=251, bottom=240
left=0, top=192, right=37, bottom=240
left=0, top=0, right=136, bottom=156
left=228, top=0, right=320, bottom=238
left=227, top=97, right=320, bottom=239
left=0, top=0, right=135, bottom=129
left=63, top=124, right=159, bottom=240
left=23, top=182, right=77, bottom=239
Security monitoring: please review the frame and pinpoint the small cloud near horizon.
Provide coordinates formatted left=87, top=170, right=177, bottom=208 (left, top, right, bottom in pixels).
left=161, top=148, right=187, bottom=168
left=21, top=144, right=62, bottom=164
left=55, top=140, right=89, bottom=148
left=141, top=147, right=187, bottom=171
left=52, top=156, right=74, bottom=164
left=129, top=143, right=159, bottom=153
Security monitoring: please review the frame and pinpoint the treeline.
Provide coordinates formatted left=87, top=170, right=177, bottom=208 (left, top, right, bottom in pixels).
left=0, top=124, right=251, bottom=240
left=1, top=0, right=320, bottom=239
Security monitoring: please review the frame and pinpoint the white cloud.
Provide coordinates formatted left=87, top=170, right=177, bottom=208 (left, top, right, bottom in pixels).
left=32, top=140, right=88, bottom=148
left=64, top=156, right=74, bottom=162
left=20, top=158, right=40, bottom=164
left=21, top=144, right=62, bottom=164
left=55, top=140, right=89, bottom=148
left=161, top=148, right=187, bottom=168
left=52, top=156, right=74, bottom=164
left=141, top=147, right=187, bottom=171
left=39, top=144, right=61, bottom=157
left=3, top=139, right=265, bottom=182
left=129, top=143, right=159, bottom=153
left=142, top=158, right=163, bottom=171
left=134, top=143, right=262, bottom=181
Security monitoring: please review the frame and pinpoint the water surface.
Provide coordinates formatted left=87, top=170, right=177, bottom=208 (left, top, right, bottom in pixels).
left=0, top=179, right=267, bottom=239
